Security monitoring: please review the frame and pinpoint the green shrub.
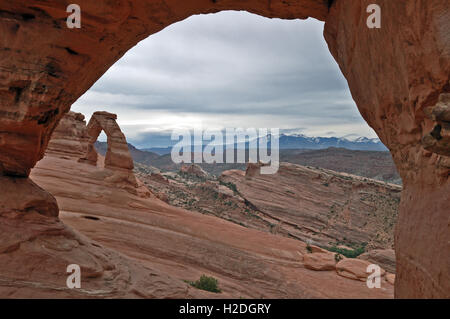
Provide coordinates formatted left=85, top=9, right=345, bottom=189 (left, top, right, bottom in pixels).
left=186, top=275, right=221, bottom=293
left=326, top=243, right=367, bottom=258
left=219, top=181, right=238, bottom=194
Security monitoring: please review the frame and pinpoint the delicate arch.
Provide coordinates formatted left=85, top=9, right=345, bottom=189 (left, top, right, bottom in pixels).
left=80, top=111, right=134, bottom=170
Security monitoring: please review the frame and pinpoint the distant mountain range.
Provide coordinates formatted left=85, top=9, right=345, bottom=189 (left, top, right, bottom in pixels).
left=139, top=133, right=388, bottom=154
left=277, top=134, right=387, bottom=151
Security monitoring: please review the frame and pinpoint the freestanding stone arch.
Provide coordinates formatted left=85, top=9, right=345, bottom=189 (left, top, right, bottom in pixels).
left=0, top=0, right=448, bottom=298
left=80, top=111, right=134, bottom=171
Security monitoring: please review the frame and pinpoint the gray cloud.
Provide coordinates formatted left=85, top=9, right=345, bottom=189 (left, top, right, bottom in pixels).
left=73, top=11, right=377, bottom=147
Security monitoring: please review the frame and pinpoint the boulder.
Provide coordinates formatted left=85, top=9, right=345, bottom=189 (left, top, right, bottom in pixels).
left=304, top=253, right=336, bottom=271
left=336, top=259, right=386, bottom=282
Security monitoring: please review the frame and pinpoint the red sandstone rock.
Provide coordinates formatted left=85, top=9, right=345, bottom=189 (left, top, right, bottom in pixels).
left=324, top=1, right=450, bottom=297
left=304, top=253, right=337, bottom=271
left=0, top=0, right=448, bottom=298
left=29, top=153, right=393, bottom=299
left=422, top=94, right=450, bottom=156
left=0, top=177, right=201, bottom=298
left=148, top=172, right=169, bottom=185
left=80, top=111, right=134, bottom=170
left=49, top=111, right=151, bottom=198
left=46, top=111, right=90, bottom=159
left=336, top=259, right=386, bottom=282
left=155, top=191, right=169, bottom=203
left=0, top=176, right=58, bottom=218
left=386, top=273, right=396, bottom=286
left=221, top=163, right=401, bottom=249
left=309, top=245, right=332, bottom=254
left=358, top=249, right=396, bottom=274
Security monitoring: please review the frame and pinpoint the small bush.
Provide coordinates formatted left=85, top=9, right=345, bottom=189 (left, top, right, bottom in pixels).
left=306, top=243, right=313, bottom=253
left=326, top=243, right=367, bottom=258
left=186, top=275, right=221, bottom=293
left=334, top=253, right=343, bottom=262
left=219, top=181, right=238, bottom=194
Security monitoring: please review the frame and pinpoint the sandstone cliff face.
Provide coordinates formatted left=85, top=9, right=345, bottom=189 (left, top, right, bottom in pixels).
left=324, top=0, right=450, bottom=298
left=0, top=0, right=448, bottom=298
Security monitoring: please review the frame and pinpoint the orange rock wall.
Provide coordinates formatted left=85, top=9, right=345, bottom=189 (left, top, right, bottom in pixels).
left=324, top=0, right=449, bottom=298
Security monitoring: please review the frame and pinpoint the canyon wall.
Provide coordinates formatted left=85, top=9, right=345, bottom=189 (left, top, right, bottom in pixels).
left=0, top=0, right=448, bottom=297
left=220, top=163, right=401, bottom=250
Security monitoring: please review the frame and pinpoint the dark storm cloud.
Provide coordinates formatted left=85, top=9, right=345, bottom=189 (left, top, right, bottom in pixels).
left=73, top=10, right=376, bottom=145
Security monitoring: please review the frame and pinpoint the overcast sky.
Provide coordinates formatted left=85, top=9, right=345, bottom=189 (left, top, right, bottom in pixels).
left=72, top=11, right=377, bottom=148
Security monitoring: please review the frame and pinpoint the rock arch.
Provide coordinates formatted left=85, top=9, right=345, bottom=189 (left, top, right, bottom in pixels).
left=80, top=111, right=134, bottom=171
left=0, top=0, right=448, bottom=298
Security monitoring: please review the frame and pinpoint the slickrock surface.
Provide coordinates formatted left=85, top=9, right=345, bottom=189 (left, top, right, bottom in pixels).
left=0, top=177, right=206, bottom=298
left=27, top=153, right=393, bottom=298
left=220, top=163, right=401, bottom=250
left=0, top=0, right=448, bottom=297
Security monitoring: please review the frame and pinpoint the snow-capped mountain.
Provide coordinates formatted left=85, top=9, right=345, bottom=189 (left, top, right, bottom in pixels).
left=277, top=134, right=387, bottom=151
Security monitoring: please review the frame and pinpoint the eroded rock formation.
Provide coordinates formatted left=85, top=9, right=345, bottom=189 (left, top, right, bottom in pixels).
left=46, top=111, right=89, bottom=158
left=336, top=258, right=386, bottom=282
left=0, top=0, right=449, bottom=298
left=422, top=94, right=450, bottom=156
left=324, top=0, right=450, bottom=298
left=220, top=162, right=401, bottom=249
left=54, top=111, right=150, bottom=198
left=80, top=111, right=134, bottom=171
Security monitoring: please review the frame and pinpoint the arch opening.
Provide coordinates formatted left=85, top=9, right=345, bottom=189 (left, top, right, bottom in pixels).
left=0, top=0, right=448, bottom=299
